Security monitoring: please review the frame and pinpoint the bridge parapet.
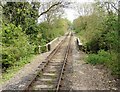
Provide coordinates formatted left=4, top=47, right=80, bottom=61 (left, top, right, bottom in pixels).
left=76, top=38, right=83, bottom=50
left=38, top=36, right=65, bottom=53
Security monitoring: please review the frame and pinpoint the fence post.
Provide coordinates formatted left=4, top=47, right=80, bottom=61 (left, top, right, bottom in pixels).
left=76, top=38, right=83, bottom=50
left=46, top=44, right=48, bottom=52
left=38, top=45, right=41, bottom=54
left=48, top=43, right=51, bottom=51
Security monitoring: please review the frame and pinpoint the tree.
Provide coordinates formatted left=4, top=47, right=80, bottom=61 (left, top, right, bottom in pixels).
left=1, top=1, right=71, bottom=71
left=39, top=1, right=70, bottom=24
left=73, top=0, right=120, bottom=75
left=2, top=23, right=33, bottom=69
left=75, top=3, right=93, bottom=16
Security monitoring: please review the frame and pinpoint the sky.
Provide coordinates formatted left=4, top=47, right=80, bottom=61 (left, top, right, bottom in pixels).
left=64, top=8, right=79, bottom=22
left=38, top=0, right=94, bottom=23
left=64, top=0, right=94, bottom=22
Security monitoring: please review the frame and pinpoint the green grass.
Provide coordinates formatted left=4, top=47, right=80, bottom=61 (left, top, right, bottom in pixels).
left=86, top=50, right=120, bottom=76
left=1, top=54, right=35, bottom=84
left=86, top=50, right=111, bottom=65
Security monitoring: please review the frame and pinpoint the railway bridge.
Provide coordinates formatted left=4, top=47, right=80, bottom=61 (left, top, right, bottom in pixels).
left=2, top=32, right=119, bottom=91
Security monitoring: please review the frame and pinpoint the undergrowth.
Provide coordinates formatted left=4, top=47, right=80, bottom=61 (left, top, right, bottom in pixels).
left=1, top=54, right=35, bottom=84
left=86, top=50, right=120, bottom=76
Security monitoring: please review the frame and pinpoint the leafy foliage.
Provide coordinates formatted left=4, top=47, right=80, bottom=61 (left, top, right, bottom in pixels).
left=2, top=2, right=70, bottom=72
left=39, top=18, right=69, bottom=44
left=3, top=2, right=39, bottom=26
left=2, top=23, right=33, bottom=69
left=73, top=2, right=119, bottom=76
left=86, top=50, right=111, bottom=65
left=86, top=50, right=120, bottom=75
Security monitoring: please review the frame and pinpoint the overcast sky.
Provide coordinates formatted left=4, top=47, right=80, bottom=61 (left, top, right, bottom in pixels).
left=64, top=0, right=94, bottom=22
left=38, top=0, right=94, bottom=23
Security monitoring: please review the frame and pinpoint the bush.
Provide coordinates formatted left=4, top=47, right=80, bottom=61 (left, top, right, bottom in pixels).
left=40, top=46, right=47, bottom=53
left=2, top=23, right=33, bottom=69
left=73, top=1, right=119, bottom=76
left=86, top=50, right=120, bottom=75
left=86, top=50, right=111, bottom=65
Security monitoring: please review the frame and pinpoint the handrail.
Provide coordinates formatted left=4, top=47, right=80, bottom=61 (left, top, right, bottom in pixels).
left=38, top=37, right=59, bottom=53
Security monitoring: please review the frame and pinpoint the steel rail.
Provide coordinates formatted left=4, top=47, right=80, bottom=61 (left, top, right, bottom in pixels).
left=23, top=33, right=69, bottom=91
left=56, top=32, right=72, bottom=92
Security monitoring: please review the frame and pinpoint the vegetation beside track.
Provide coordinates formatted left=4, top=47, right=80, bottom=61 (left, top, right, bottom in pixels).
left=73, top=1, right=120, bottom=76
left=1, top=2, right=71, bottom=83
left=1, top=55, right=35, bottom=84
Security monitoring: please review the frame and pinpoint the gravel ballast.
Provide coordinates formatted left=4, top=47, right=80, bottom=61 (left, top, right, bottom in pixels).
left=69, top=35, right=119, bottom=91
left=2, top=36, right=65, bottom=90
left=1, top=34, right=119, bottom=91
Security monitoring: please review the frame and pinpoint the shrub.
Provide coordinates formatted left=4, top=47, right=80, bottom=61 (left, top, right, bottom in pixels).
left=2, top=23, right=33, bottom=70
left=86, top=50, right=111, bottom=65
left=40, top=46, right=47, bottom=53
left=86, top=50, right=120, bottom=75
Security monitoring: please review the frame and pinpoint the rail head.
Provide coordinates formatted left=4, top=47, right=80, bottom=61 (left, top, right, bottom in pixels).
left=56, top=32, right=72, bottom=92
left=23, top=33, right=70, bottom=91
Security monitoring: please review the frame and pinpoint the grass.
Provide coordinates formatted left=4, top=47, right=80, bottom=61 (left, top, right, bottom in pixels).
left=1, top=54, right=35, bottom=84
left=85, top=50, right=120, bottom=76
left=86, top=50, right=111, bottom=65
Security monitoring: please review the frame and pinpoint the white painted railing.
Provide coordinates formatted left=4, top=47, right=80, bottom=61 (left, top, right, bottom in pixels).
left=38, top=37, right=59, bottom=53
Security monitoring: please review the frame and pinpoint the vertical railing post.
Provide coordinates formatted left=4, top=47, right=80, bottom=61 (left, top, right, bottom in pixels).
left=38, top=45, right=41, bottom=54
left=48, top=43, right=51, bottom=51
left=46, top=44, right=48, bottom=52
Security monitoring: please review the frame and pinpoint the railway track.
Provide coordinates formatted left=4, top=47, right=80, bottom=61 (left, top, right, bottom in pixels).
left=24, top=32, right=72, bottom=91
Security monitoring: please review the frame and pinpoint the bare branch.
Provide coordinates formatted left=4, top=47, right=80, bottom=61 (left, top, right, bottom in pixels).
left=39, top=2, right=62, bottom=17
left=110, top=2, right=119, bottom=12
left=105, top=2, right=120, bottom=12
left=0, top=2, right=4, bottom=8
